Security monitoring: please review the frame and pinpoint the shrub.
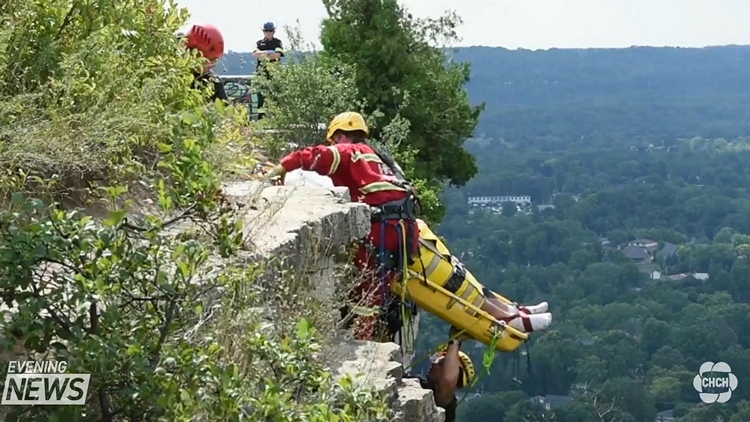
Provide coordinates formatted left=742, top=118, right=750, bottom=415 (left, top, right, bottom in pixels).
left=0, top=0, right=249, bottom=202
left=321, top=0, right=484, bottom=219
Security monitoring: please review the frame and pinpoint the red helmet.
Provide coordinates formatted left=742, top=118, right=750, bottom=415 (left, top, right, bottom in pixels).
left=185, top=24, right=225, bottom=61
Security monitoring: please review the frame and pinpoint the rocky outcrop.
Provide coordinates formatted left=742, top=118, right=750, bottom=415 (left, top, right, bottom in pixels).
left=331, top=341, right=445, bottom=422
left=234, top=170, right=442, bottom=422
left=222, top=179, right=369, bottom=302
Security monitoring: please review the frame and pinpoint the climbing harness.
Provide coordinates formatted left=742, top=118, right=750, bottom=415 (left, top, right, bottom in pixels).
left=371, top=197, right=419, bottom=354
left=367, top=141, right=423, bottom=216
left=361, top=141, right=423, bottom=354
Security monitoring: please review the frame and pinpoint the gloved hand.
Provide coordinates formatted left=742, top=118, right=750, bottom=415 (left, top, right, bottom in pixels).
left=267, top=164, right=286, bottom=186
left=449, top=325, right=472, bottom=342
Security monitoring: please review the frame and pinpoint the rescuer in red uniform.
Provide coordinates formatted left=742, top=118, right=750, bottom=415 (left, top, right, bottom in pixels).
left=183, top=23, right=228, bottom=103
left=268, top=111, right=419, bottom=340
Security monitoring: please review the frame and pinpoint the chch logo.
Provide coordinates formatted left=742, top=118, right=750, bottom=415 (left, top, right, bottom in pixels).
left=693, top=361, right=738, bottom=403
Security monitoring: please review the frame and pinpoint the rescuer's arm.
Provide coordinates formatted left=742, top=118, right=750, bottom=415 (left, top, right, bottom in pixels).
left=212, top=78, right=229, bottom=102
left=252, top=40, right=266, bottom=58
left=266, top=40, right=284, bottom=60
left=434, top=340, right=461, bottom=404
left=279, top=144, right=343, bottom=176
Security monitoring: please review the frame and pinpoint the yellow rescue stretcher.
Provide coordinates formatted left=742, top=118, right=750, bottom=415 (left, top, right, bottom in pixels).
left=391, top=219, right=528, bottom=353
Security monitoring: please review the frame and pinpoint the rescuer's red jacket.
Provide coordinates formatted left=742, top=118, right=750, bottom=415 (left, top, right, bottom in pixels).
left=280, top=142, right=409, bottom=206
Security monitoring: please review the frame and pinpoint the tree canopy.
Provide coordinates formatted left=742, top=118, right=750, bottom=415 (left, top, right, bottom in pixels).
left=319, top=0, right=483, bottom=192
left=417, top=122, right=750, bottom=422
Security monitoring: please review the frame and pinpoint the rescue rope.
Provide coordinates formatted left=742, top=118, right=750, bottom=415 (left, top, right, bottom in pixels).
left=378, top=219, right=388, bottom=320
left=402, top=326, right=470, bottom=374
left=396, top=220, right=416, bottom=355
left=455, top=329, right=503, bottom=406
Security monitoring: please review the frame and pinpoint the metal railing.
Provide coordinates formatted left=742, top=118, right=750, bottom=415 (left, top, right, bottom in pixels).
left=219, top=75, right=259, bottom=120
left=218, top=74, right=327, bottom=133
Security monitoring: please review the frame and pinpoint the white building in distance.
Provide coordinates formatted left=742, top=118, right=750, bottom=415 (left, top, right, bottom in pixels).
left=467, top=196, right=532, bottom=206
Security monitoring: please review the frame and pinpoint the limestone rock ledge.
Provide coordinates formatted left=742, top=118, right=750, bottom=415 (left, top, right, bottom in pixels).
left=230, top=177, right=443, bottom=422
left=223, top=180, right=371, bottom=300
left=331, top=341, right=445, bottom=422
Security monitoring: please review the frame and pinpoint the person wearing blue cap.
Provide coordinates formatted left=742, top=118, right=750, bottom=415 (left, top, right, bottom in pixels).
left=252, top=22, right=285, bottom=119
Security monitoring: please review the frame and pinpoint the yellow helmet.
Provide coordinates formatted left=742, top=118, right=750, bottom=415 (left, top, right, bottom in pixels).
left=435, top=348, right=476, bottom=389
left=326, top=111, right=370, bottom=141
left=457, top=351, right=476, bottom=388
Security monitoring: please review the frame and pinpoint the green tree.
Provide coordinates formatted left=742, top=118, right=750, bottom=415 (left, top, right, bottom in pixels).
left=729, top=400, right=750, bottom=422
left=320, top=0, right=484, bottom=221
left=502, top=201, right=518, bottom=217
left=251, top=23, right=444, bottom=224
left=457, top=392, right=511, bottom=421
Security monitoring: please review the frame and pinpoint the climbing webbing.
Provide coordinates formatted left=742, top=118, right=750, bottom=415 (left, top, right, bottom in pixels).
left=374, top=217, right=417, bottom=355
left=396, top=220, right=416, bottom=355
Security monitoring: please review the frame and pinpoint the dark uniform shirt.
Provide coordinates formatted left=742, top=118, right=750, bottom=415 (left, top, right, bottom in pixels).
left=191, top=71, right=228, bottom=103
left=254, top=37, right=284, bottom=75
left=407, top=375, right=457, bottom=422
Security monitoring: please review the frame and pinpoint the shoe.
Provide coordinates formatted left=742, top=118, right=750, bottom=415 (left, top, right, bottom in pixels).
left=518, top=301, right=548, bottom=315
left=502, top=312, right=552, bottom=333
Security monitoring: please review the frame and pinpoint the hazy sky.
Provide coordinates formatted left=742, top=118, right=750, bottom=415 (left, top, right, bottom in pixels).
left=177, top=0, right=750, bottom=52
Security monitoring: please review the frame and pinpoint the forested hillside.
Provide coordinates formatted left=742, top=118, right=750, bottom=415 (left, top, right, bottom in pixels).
left=219, top=45, right=750, bottom=143
left=452, top=46, right=750, bottom=142
left=431, top=137, right=750, bottom=422
left=426, top=47, right=750, bottom=422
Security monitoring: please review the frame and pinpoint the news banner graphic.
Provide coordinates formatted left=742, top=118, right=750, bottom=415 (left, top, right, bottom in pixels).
left=2, top=360, right=90, bottom=406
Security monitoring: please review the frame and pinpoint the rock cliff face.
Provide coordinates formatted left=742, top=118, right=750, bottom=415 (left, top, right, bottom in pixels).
left=236, top=170, right=444, bottom=422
